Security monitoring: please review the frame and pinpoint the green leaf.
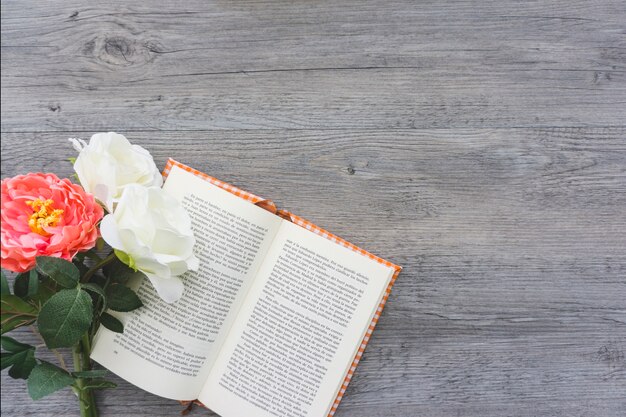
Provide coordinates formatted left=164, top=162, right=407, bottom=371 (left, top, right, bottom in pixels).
left=14, top=270, right=40, bottom=299
left=106, top=284, right=143, bottom=312
left=28, top=277, right=56, bottom=308
left=13, top=272, right=29, bottom=298
left=79, top=378, right=117, bottom=390
left=72, top=257, right=90, bottom=277
left=103, top=257, right=145, bottom=284
left=1, top=352, right=12, bottom=370
left=8, top=349, right=36, bottom=379
left=37, top=289, right=92, bottom=348
left=81, top=283, right=106, bottom=301
left=36, top=256, right=79, bottom=288
left=1, top=336, right=36, bottom=379
left=100, top=312, right=123, bottom=333
left=27, top=361, right=75, bottom=400
left=1, top=335, right=34, bottom=352
left=71, top=369, right=109, bottom=379
left=1, top=270, right=10, bottom=296
left=1, top=294, right=38, bottom=334
left=2, top=349, right=36, bottom=379
left=28, top=270, right=39, bottom=297
left=81, top=282, right=107, bottom=313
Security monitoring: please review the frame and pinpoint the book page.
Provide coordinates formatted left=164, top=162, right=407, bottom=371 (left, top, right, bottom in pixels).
left=91, top=165, right=283, bottom=400
left=199, top=220, right=395, bottom=417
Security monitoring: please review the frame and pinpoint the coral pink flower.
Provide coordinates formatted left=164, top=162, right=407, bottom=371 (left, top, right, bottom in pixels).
left=1, top=173, right=104, bottom=272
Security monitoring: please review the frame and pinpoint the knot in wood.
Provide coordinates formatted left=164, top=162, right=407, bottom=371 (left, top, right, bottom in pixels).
left=86, top=35, right=161, bottom=67
left=104, top=36, right=133, bottom=62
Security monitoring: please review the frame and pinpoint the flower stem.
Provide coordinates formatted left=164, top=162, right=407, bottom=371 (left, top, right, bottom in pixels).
left=73, top=333, right=98, bottom=417
left=81, top=253, right=117, bottom=283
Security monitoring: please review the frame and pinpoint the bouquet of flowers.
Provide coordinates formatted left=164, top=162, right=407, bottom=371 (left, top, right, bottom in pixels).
left=1, top=133, right=198, bottom=416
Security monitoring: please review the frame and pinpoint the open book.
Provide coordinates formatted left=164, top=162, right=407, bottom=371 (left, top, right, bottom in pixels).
left=91, top=160, right=401, bottom=417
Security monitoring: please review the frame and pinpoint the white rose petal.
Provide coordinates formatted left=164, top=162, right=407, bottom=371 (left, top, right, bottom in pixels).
left=69, top=132, right=163, bottom=212
left=100, top=184, right=199, bottom=303
left=68, top=137, right=87, bottom=152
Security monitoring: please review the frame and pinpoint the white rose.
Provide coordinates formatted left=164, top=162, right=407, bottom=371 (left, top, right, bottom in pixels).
left=69, top=132, right=163, bottom=212
left=100, top=184, right=199, bottom=303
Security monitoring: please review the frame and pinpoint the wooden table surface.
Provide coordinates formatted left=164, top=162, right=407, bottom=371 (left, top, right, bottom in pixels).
left=1, top=1, right=625, bottom=416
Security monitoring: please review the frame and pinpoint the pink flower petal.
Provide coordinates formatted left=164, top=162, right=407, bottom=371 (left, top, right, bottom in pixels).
left=1, top=173, right=103, bottom=272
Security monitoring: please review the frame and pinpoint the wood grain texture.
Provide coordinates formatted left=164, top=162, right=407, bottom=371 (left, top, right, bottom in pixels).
left=1, top=1, right=625, bottom=417
left=1, top=0, right=625, bottom=131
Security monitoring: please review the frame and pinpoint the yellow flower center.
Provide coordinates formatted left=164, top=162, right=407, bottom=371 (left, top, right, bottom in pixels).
left=25, top=199, right=64, bottom=236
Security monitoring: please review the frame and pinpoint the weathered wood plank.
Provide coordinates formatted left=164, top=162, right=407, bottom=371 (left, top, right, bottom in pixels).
left=1, top=129, right=625, bottom=416
left=2, top=0, right=625, bottom=415
left=1, top=0, right=625, bottom=131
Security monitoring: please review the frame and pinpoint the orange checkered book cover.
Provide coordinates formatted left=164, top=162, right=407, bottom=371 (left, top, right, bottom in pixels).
left=163, top=158, right=402, bottom=417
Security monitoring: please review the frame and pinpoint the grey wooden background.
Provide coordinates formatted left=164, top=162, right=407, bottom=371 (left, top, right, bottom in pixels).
left=1, top=0, right=625, bottom=416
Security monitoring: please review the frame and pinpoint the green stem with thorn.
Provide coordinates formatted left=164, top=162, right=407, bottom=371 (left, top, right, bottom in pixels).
left=72, top=333, right=98, bottom=417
